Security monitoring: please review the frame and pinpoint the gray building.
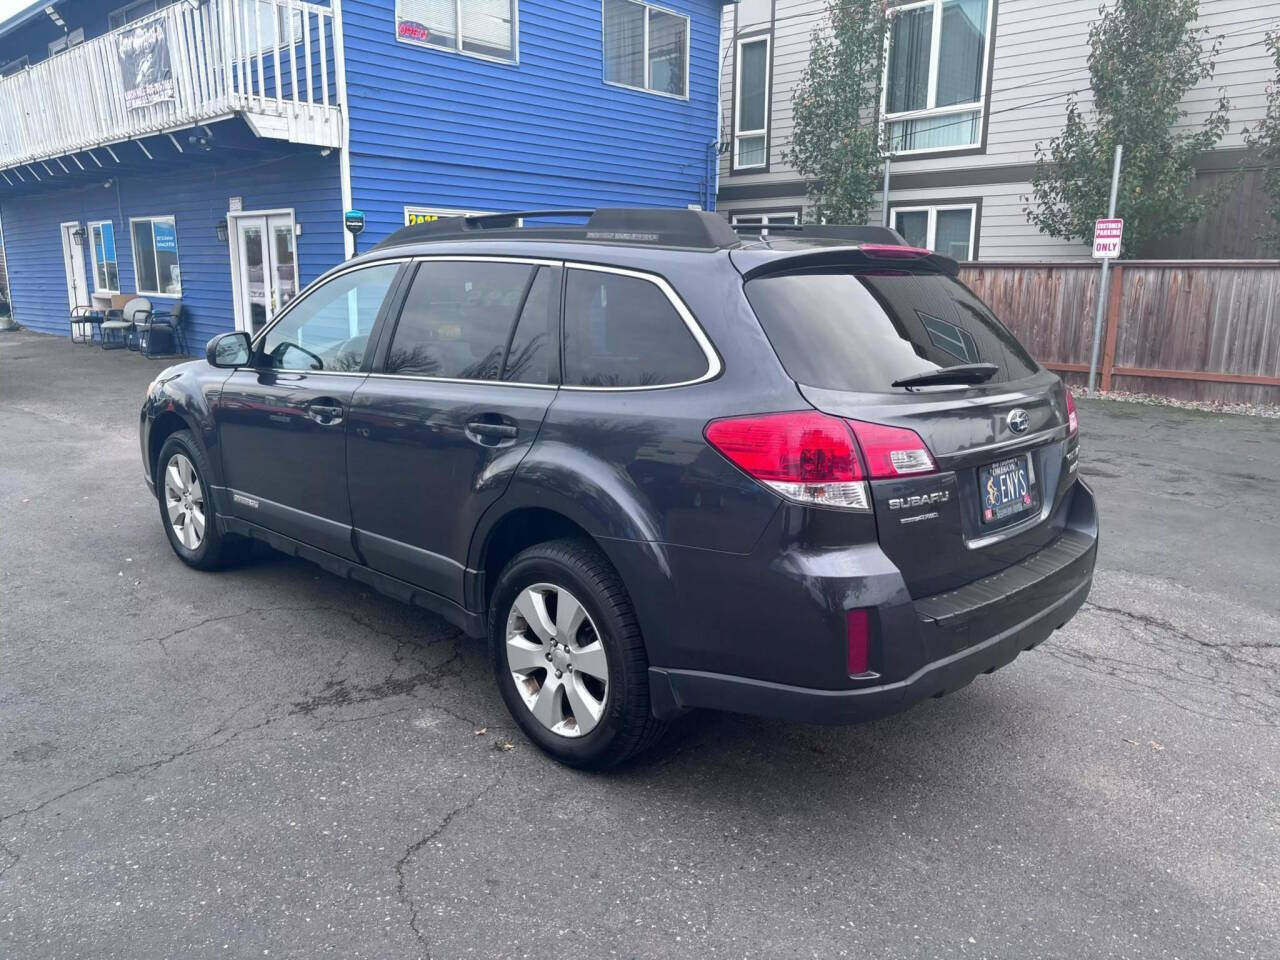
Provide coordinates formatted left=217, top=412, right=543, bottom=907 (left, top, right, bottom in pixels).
left=717, top=0, right=1279, bottom=260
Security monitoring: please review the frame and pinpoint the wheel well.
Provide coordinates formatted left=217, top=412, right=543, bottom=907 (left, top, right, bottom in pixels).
left=149, top=412, right=190, bottom=479
left=480, top=508, right=595, bottom=605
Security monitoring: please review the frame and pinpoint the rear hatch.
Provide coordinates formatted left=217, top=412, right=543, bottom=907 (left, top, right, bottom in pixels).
left=735, top=247, right=1079, bottom=597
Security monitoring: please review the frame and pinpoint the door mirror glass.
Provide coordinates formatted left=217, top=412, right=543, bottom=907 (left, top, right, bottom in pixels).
left=207, top=331, right=252, bottom=368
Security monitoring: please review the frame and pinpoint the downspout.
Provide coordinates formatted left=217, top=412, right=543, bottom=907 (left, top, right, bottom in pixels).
left=710, top=3, right=726, bottom=212
left=331, top=0, right=354, bottom=258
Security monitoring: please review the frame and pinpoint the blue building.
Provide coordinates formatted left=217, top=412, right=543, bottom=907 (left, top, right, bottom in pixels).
left=0, top=0, right=725, bottom=349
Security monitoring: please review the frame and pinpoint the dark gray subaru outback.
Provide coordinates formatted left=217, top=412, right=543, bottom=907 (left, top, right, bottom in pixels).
left=140, top=209, right=1097, bottom=769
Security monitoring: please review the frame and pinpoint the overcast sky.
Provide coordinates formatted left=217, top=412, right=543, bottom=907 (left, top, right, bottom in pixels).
left=0, top=0, right=33, bottom=25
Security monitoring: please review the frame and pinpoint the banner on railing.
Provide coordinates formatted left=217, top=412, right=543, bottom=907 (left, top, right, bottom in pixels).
left=117, top=20, right=174, bottom=110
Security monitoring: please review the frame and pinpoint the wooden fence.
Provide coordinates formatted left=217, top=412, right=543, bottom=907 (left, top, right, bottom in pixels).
left=959, top=260, right=1280, bottom=405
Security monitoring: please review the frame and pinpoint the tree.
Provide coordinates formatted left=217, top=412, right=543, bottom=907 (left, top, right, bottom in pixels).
left=784, top=0, right=889, bottom=224
left=1243, top=32, right=1280, bottom=253
left=1026, top=0, right=1230, bottom=257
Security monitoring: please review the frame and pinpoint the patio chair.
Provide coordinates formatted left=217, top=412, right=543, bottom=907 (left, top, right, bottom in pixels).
left=101, top=296, right=150, bottom=351
left=69, top=305, right=104, bottom=344
left=137, top=302, right=189, bottom=358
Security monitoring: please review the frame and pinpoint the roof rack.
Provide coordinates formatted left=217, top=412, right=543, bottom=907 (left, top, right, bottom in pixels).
left=732, top=223, right=910, bottom=246
left=374, top=207, right=743, bottom=251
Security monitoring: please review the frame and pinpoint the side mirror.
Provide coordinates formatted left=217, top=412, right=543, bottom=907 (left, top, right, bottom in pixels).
left=206, top=331, right=252, bottom=368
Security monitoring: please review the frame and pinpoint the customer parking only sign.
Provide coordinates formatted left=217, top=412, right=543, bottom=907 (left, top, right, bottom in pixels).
left=1092, top=218, right=1124, bottom=259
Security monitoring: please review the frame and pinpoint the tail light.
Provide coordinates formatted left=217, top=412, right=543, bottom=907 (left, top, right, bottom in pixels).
left=846, top=419, right=936, bottom=477
left=703, top=412, right=937, bottom=511
left=1065, top=390, right=1079, bottom=435
left=704, top=411, right=868, bottom=510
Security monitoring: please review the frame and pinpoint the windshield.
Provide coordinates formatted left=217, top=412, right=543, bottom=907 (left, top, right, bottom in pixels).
left=744, top=268, right=1039, bottom=392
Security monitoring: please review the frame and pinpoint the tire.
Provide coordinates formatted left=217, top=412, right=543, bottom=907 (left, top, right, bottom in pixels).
left=489, top=538, right=669, bottom=770
left=155, top=429, right=249, bottom=571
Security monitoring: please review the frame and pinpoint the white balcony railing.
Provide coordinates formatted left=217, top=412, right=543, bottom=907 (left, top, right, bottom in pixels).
left=0, top=0, right=342, bottom=175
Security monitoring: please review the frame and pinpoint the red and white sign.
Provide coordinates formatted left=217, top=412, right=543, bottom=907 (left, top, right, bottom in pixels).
left=1092, top=218, right=1124, bottom=259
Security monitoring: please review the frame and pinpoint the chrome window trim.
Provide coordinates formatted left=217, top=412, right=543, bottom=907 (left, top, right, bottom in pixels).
left=561, top=262, right=722, bottom=392
left=248, top=254, right=722, bottom=392
left=365, top=372, right=559, bottom=390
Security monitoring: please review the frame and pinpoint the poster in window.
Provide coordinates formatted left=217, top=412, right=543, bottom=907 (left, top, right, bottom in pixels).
left=117, top=20, right=174, bottom=110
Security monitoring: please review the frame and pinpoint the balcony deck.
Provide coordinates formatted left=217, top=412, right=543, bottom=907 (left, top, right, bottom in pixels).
left=0, top=0, right=342, bottom=178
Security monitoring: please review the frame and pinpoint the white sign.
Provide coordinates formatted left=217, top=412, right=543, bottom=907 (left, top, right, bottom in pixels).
left=1092, top=218, right=1124, bottom=259
left=228, top=196, right=243, bottom=212
left=404, top=206, right=493, bottom=226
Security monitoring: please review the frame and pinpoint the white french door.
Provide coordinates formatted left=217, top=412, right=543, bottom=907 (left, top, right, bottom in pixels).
left=60, top=222, right=89, bottom=311
left=230, top=210, right=298, bottom=335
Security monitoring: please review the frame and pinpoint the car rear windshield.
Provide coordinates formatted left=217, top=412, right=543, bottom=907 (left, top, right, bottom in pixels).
left=743, top=267, right=1039, bottom=392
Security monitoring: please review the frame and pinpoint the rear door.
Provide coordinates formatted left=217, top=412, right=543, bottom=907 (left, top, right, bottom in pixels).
left=742, top=261, right=1078, bottom=596
left=345, top=257, right=561, bottom=603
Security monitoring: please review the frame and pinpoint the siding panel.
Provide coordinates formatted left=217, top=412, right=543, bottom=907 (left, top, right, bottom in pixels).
left=343, top=0, right=724, bottom=247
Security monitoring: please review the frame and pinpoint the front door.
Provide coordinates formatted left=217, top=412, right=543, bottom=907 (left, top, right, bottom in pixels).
left=213, top=260, right=405, bottom=560
left=232, top=212, right=298, bottom=336
left=346, top=258, right=561, bottom=603
left=60, top=222, right=88, bottom=310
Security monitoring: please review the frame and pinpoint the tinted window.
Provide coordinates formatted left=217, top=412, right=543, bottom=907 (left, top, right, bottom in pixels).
left=386, top=260, right=539, bottom=380
left=501, top=266, right=557, bottom=385
left=563, top=270, right=706, bottom=388
left=744, top=268, right=1038, bottom=392
left=260, top=263, right=399, bottom=372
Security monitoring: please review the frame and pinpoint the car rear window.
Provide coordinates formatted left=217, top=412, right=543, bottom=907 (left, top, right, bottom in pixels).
left=744, top=268, right=1039, bottom=392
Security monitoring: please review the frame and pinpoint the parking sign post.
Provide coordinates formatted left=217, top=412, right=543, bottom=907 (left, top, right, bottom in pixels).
left=1087, top=144, right=1124, bottom=393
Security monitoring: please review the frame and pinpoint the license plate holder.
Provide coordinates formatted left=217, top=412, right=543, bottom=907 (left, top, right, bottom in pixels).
left=978, top=453, right=1038, bottom=524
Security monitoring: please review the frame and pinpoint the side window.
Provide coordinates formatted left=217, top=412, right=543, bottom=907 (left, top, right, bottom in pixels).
left=502, top=266, right=557, bottom=385
left=385, top=260, right=540, bottom=381
left=260, top=263, right=400, bottom=372
left=563, top=269, right=707, bottom=388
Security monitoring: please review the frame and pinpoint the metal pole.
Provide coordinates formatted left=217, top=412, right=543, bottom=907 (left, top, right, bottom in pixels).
left=881, top=152, right=892, bottom=228
left=1087, top=143, right=1124, bottom=393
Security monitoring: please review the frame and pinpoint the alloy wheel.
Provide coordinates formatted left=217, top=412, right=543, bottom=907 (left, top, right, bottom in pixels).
left=163, top=453, right=206, bottom=551
left=505, top=583, right=609, bottom=738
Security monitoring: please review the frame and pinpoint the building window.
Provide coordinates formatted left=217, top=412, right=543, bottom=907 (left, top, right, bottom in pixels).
left=603, top=0, right=689, bottom=99
left=884, top=0, right=992, bottom=154
left=108, top=0, right=177, bottom=30
left=129, top=216, right=182, bottom=296
left=891, top=203, right=977, bottom=260
left=730, top=212, right=798, bottom=227
left=48, top=28, right=85, bottom=57
left=89, top=221, right=120, bottom=294
left=396, top=0, right=517, bottom=63
left=734, top=36, right=770, bottom=169
left=0, top=55, right=29, bottom=77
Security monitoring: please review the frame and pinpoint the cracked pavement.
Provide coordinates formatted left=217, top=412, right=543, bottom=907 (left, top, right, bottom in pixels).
left=2, top=330, right=1278, bottom=959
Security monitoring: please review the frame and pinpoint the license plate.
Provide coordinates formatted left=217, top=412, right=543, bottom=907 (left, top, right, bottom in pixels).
left=978, top=454, right=1037, bottom=524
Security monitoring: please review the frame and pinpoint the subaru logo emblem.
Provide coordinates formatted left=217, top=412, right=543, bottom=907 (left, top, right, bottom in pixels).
left=1007, top=409, right=1030, bottom=434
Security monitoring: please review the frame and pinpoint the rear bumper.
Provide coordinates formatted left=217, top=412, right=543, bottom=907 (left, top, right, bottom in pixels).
left=649, top=567, right=1091, bottom=724
left=643, top=480, right=1098, bottom=724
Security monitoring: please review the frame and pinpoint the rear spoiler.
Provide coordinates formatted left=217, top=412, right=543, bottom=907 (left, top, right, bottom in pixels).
left=735, top=244, right=962, bottom=281
left=732, top=223, right=910, bottom=246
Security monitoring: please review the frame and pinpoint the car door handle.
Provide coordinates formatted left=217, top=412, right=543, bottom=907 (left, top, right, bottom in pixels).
left=308, top=399, right=345, bottom=424
left=465, top=420, right=519, bottom=444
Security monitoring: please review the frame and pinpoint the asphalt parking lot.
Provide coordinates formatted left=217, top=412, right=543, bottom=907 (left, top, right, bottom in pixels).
left=1, top=329, right=1278, bottom=960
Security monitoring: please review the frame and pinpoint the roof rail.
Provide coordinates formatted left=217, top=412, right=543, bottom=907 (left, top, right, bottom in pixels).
left=732, top=223, right=909, bottom=246
left=374, top=207, right=742, bottom=251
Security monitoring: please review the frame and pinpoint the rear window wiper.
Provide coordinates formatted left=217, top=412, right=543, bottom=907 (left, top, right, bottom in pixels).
left=891, top=363, right=1000, bottom=390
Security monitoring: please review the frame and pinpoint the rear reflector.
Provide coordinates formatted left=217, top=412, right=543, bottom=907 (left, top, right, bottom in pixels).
left=1065, top=389, right=1079, bottom=435
left=846, top=420, right=937, bottom=478
left=847, top=608, right=871, bottom=675
left=704, top=411, right=869, bottom=510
